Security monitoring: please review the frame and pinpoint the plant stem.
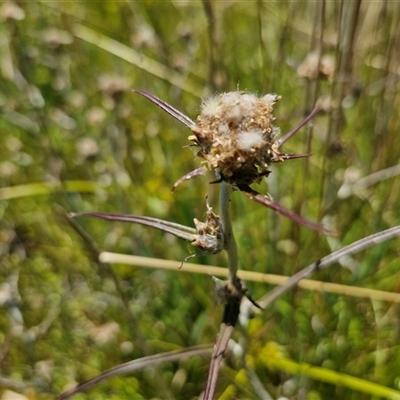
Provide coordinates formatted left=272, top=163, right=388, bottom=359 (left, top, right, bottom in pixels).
left=219, top=182, right=238, bottom=280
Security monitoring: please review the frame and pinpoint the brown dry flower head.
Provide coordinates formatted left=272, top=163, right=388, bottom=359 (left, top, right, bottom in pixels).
left=190, top=92, right=282, bottom=186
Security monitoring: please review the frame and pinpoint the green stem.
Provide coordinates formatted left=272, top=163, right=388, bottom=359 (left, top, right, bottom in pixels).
left=219, top=182, right=238, bottom=280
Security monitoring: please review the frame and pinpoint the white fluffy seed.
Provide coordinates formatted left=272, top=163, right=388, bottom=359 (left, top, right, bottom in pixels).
left=200, top=95, right=220, bottom=116
left=224, top=104, right=243, bottom=126
left=239, top=93, right=258, bottom=112
left=222, top=91, right=241, bottom=105
left=236, top=129, right=264, bottom=150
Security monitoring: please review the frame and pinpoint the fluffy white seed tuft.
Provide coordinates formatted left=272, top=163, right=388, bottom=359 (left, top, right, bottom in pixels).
left=200, top=95, right=220, bottom=116
left=236, top=130, right=264, bottom=150
left=224, top=104, right=243, bottom=126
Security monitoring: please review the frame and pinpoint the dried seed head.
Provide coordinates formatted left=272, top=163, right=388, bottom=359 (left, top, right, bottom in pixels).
left=191, top=205, right=224, bottom=255
left=190, top=91, right=283, bottom=186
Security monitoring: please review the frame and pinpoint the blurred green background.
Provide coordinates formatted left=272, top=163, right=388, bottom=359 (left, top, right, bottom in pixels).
left=1, top=1, right=400, bottom=399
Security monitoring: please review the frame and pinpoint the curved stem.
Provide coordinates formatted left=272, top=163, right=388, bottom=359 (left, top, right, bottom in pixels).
left=219, top=182, right=238, bottom=280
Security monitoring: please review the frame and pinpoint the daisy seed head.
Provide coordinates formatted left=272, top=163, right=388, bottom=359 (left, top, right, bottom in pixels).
left=192, top=206, right=224, bottom=255
left=190, top=91, right=283, bottom=186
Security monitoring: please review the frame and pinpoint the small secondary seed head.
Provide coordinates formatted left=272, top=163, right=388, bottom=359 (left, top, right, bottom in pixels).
left=192, top=205, right=224, bottom=255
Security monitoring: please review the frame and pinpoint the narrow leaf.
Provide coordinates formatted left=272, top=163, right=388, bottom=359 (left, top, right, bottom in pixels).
left=172, top=166, right=208, bottom=191
left=277, top=105, right=321, bottom=147
left=0, top=180, right=99, bottom=200
left=134, top=90, right=196, bottom=128
left=73, top=24, right=203, bottom=97
left=71, top=212, right=196, bottom=241
left=277, top=153, right=312, bottom=161
left=57, top=345, right=212, bottom=400
left=238, top=185, right=336, bottom=236
left=259, top=225, right=400, bottom=308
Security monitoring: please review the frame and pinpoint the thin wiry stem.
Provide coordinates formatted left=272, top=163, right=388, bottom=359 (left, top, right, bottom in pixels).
left=99, top=252, right=400, bottom=304
left=203, top=323, right=235, bottom=400
left=219, top=182, right=238, bottom=280
left=203, top=182, right=241, bottom=399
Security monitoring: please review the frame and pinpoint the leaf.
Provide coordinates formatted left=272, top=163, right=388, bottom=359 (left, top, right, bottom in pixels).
left=134, top=90, right=196, bottom=128
left=276, top=105, right=321, bottom=147
left=70, top=212, right=196, bottom=241
left=172, top=166, right=208, bottom=191
left=238, top=184, right=336, bottom=236
left=0, top=181, right=99, bottom=200
left=73, top=24, right=203, bottom=96
left=258, top=224, right=400, bottom=308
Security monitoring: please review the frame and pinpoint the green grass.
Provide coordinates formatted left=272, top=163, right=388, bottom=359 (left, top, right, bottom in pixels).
left=1, top=1, right=400, bottom=399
